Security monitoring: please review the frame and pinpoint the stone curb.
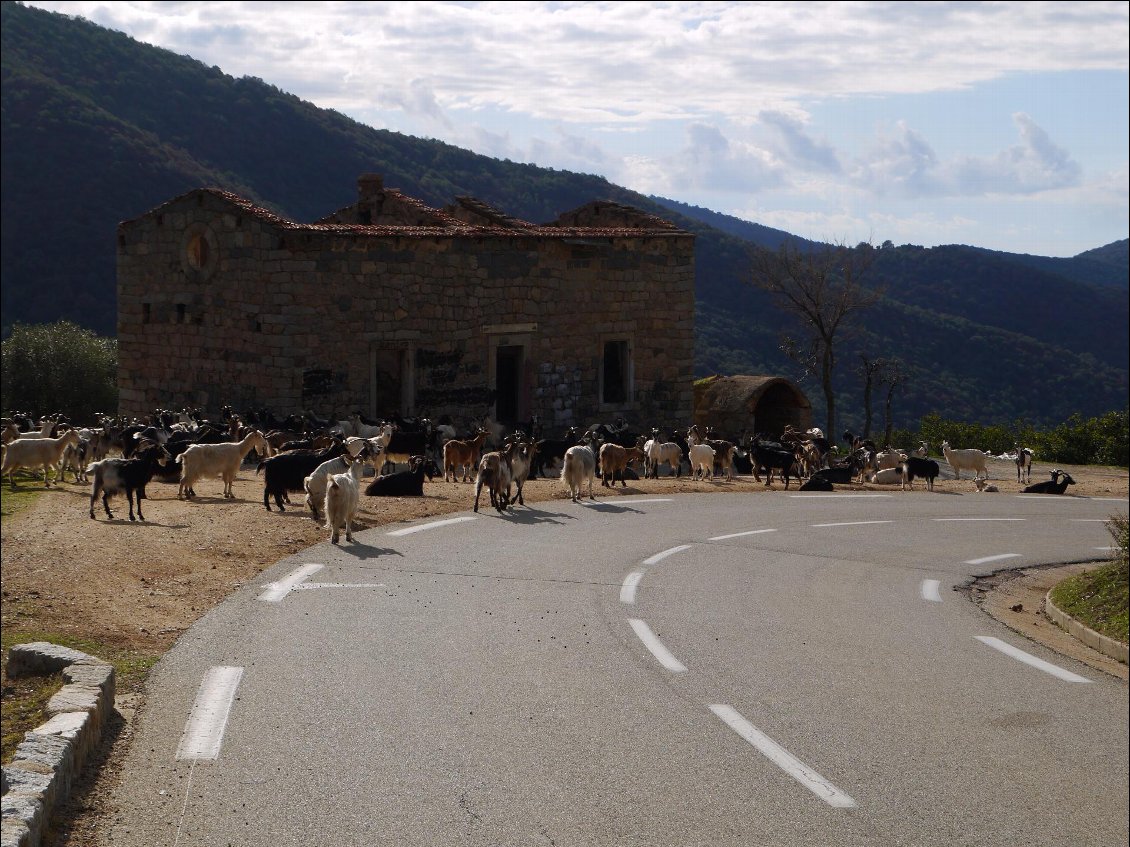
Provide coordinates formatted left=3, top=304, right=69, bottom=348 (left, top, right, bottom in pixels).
left=1045, top=591, right=1130, bottom=665
left=1, top=643, right=116, bottom=847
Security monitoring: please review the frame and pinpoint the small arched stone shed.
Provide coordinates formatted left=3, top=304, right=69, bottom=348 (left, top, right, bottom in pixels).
left=693, top=375, right=812, bottom=437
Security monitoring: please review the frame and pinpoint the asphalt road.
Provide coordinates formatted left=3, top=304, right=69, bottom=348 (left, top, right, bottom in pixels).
left=103, top=491, right=1129, bottom=847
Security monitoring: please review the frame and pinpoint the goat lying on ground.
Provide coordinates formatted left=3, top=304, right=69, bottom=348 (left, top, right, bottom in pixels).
left=973, top=476, right=999, bottom=493
left=88, top=442, right=172, bottom=521
left=364, top=455, right=440, bottom=497
left=1023, top=470, right=1076, bottom=494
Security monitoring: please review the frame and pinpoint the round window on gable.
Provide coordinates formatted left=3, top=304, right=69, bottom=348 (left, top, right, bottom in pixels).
left=180, top=223, right=219, bottom=282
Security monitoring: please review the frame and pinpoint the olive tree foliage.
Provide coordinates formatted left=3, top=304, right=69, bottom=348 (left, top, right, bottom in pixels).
left=1, top=322, right=118, bottom=425
left=750, top=241, right=881, bottom=440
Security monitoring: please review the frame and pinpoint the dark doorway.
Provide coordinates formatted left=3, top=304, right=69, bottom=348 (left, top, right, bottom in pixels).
left=496, top=345, right=523, bottom=424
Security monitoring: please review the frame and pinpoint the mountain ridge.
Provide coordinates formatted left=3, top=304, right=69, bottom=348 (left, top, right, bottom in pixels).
left=1, top=1, right=1126, bottom=427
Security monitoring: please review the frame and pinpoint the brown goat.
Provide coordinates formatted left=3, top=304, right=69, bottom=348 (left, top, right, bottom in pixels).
left=598, top=443, right=645, bottom=487
left=443, top=429, right=490, bottom=482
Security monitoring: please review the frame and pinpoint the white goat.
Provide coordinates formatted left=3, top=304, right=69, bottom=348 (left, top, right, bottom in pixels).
left=646, top=440, right=683, bottom=478
left=869, top=467, right=904, bottom=485
left=325, top=453, right=365, bottom=544
left=940, top=440, right=988, bottom=480
left=561, top=445, right=596, bottom=503
left=2, top=429, right=80, bottom=487
left=303, top=443, right=381, bottom=522
left=689, top=443, right=715, bottom=481
left=177, top=430, right=268, bottom=499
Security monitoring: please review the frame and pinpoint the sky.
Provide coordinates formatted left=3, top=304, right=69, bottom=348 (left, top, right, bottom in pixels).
left=26, top=1, right=1130, bottom=258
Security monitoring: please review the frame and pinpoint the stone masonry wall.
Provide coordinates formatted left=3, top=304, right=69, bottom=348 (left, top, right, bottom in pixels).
left=117, top=191, right=695, bottom=433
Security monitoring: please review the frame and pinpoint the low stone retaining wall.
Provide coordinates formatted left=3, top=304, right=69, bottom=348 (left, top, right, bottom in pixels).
left=1045, top=592, right=1130, bottom=665
left=1, top=643, right=116, bottom=847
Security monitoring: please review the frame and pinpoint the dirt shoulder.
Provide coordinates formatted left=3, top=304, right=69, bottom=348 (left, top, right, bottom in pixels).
left=0, top=456, right=1126, bottom=845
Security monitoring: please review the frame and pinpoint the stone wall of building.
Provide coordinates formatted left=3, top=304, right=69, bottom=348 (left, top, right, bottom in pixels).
left=117, top=189, right=695, bottom=433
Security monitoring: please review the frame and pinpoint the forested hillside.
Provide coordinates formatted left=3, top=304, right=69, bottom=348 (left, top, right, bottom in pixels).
left=2, top=1, right=1126, bottom=428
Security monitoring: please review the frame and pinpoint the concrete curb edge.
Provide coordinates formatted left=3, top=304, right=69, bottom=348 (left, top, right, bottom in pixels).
left=1, top=643, right=116, bottom=847
left=1044, top=591, right=1130, bottom=665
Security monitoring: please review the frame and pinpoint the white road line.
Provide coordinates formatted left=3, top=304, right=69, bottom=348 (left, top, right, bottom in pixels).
left=811, top=520, right=893, bottom=528
left=623, top=498, right=674, bottom=503
left=934, top=518, right=1025, bottom=522
left=176, top=666, right=244, bottom=760
left=642, top=544, right=692, bottom=566
left=294, top=582, right=386, bottom=590
left=920, top=579, right=943, bottom=602
left=1071, top=519, right=1109, bottom=522
left=257, top=563, right=324, bottom=602
left=790, top=494, right=892, bottom=498
left=387, top=516, right=477, bottom=536
left=628, top=619, right=687, bottom=673
left=1090, top=497, right=1127, bottom=502
left=620, top=571, right=644, bottom=604
left=974, top=637, right=1091, bottom=683
left=709, top=705, right=858, bottom=809
left=964, top=553, right=1021, bottom=566
left=1094, top=546, right=1119, bottom=552
left=708, top=528, right=778, bottom=541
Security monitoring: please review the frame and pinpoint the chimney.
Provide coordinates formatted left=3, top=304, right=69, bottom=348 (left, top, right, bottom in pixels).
left=356, top=174, right=384, bottom=225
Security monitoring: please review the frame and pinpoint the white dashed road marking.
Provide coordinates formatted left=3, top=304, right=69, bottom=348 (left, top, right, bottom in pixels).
left=629, top=619, right=687, bottom=673
left=708, top=528, right=777, bottom=541
left=964, top=553, right=1021, bottom=565
left=935, top=518, right=1025, bottom=522
left=920, top=579, right=943, bottom=602
left=620, top=571, right=644, bottom=604
left=257, top=563, right=324, bottom=602
left=974, top=636, right=1091, bottom=683
left=387, top=516, right=477, bottom=536
left=790, top=494, right=892, bottom=498
left=176, top=666, right=244, bottom=760
left=642, top=545, right=692, bottom=566
left=709, top=705, right=858, bottom=808
left=811, top=520, right=893, bottom=528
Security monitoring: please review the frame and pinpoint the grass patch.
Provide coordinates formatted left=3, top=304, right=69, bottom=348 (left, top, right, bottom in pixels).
left=1049, top=516, right=1129, bottom=643
left=1, top=629, right=160, bottom=765
left=0, top=479, right=43, bottom=523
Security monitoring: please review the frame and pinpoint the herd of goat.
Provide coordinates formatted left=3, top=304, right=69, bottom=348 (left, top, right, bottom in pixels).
left=1, top=407, right=1075, bottom=542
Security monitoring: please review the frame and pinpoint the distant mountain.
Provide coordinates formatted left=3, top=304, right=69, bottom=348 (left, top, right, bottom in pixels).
left=964, top=240, right=1129, bottom=290
left=2, top=1, right=1127, bottom=428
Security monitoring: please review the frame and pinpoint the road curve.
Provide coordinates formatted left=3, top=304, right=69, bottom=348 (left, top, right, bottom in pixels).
left=103, top=491, right=1129, bottom=847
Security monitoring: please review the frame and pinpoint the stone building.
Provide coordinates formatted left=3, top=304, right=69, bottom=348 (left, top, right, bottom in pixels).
left=116, top=175, right=696, bottom=433
left=693, top=374, right=812, bottom=437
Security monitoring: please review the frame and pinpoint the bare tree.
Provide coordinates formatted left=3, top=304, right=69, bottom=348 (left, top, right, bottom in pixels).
left=750, top=241, right=881, bottom=439
left=857, top=353, right=885, bottom=440
left=879, top=358, right=906, bottom=447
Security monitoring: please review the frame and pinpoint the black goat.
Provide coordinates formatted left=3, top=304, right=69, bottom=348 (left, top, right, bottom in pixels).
left=258, top=442, right=345, bottom=511
left=532, top=427, right=583, bottom=478
left=749, top=440, right=798, bottom=489
left=88, top=443, right=172, bottom=521
left=901, top=456, right=940, bottom=491
left=364, top=455, right=440, bottom=497
left=798, top=476, right=834, bottom=491
left=1023, top=470, right=1076, bottom=494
